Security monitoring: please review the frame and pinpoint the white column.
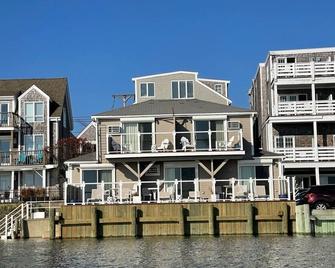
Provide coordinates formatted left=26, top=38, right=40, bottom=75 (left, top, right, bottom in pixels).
left=274, top=84, right=278, bottom=116
left=224, top=119, right=228, bottom=150
left=10, top=171, right=15, bottom=200
left=311, top=83, right=316, bottom=114
left=42, top=169, right=47, bottom=188
left=315, top=167, right=320, bottom=185
left=268, top=122, right=274, bottom=151
left=313, top=121, right=318, bottom=161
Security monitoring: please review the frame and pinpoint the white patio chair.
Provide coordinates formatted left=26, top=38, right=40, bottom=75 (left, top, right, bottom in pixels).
left=180, top=136, right=195, bottom=152
left=254, top=185, right=268, bottom=200
left=152, top=139, right=170, bottom=152
left=87, top=185, right=103, bottom=203
left=215, top=141, right=225, bottom=151
left=234, top=184, right=248, bottom=200
left=227, top=136, right=235, bottom=149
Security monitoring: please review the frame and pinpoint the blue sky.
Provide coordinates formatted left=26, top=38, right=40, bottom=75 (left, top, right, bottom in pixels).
left=0, top=0, right=335, bottom=133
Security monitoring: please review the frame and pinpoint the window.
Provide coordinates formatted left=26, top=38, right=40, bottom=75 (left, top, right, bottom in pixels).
left=140, top=82, right=155, bottom=97
left=21, top=171, right=43, bottom=187
left=171, top=81, right=193, bottom=99
left=24, top=134, right=44, bottom=151
left=279, top=94, right=307, bottom=102
left=277, top=58, right=286, bottom=64
left=82, top=170, right=113, bottom=183
left=214, top=84, right=223, bottom=94
left=0, top=103, right=9, bottom=125
left=275, top=136, right=295, bottom=149
left=24, top=102, right=44, bottom=122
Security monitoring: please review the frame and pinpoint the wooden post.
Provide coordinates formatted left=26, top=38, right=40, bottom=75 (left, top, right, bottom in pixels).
left=295, top=205, right=304, bottom=234
left=131, top=206, right=138, bottom=237
left=246, top=203, right=254, bottom=235
left=20, top=219, right=27, bottom=239
left=90, top=206, right=98, bottom=238
left=14, top=219, right=19, bottom=239
left=281, top=203, right=289, bottom=234
left=49, top=208, right=55, bottom=240
left=303, top=204, right=311, bottom=234
left=208, top=205, right=214, bottom=235
left=179, top=206, right=185, bottom=236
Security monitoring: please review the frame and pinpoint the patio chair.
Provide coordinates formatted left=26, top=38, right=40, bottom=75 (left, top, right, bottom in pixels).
left=188, top=191, right=200, bottom=200
left=17, top=152, right=26, bottom=165
left=119, top=183, right=138, bottom=202
left=142, top=187, right=152, bottom=201
left=180, top=136, right=195, bottom=152
left=234, top=184, right=248, bottom=200
left=159, top=186, right=175, bottom=202
left=254, top=185, right=269, bottom=200
left=152, top=139, right=170, bottom=152
left=87, top=185, right=103, bottom=203
left=215, top=141, right=226, bottom=151
left=226, top=136, right=235, bottom=149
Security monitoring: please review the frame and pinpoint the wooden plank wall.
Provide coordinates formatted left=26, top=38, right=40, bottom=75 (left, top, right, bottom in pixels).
left=60, top=201, right=296, bottom=239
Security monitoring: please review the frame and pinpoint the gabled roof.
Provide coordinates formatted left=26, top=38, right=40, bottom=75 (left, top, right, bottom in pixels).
left=0, top=78, right=70, bottom=118
left=94, top=99, right=254, bottom=118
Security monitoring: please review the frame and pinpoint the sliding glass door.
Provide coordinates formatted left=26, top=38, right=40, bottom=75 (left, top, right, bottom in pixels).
left=165, top=165, right=196, bottom=198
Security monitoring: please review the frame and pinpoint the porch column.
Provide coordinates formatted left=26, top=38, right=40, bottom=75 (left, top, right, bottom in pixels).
left=274, top=84, right=278, bottom=116
left=10, top=171, right=15, bottom=199
left=313, top=121, right=318, bottom=161
left=42, top=169, right=47, bottom=188
left=315, top=167, right=320, bottom=185
left=311, top=83, right=316, bottom=114
left=268, top=122, right=274, bottom=151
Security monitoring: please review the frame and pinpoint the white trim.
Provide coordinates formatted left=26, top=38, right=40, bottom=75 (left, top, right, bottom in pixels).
left=269, top=47, right=335, bottom=56
left=80, top=163, right=114, bottom=169
left=77, top=121, right=96, bottom=138
left=105, top=150, right=245, bottom=159
left=198, top=78, right=230, bottom=83
left=120, top=117, right=155, bottom=123
left=65, top=160, right=98, bottom=165
left=132, top=71, right=198, bottom=81
left=192, top=115, right=227, bottom=120
left=250, top=115, right=254, bottom=156
left=18, top=85, right=50, bottom=101
left=238, top=158, right=274, bottom=165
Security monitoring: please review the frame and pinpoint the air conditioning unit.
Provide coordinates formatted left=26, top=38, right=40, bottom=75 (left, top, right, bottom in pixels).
left=108, top=125, right=120, bottom=134
left=146, top=165, right=160, bottom=176
left=228, top=121, right=240, bottom=130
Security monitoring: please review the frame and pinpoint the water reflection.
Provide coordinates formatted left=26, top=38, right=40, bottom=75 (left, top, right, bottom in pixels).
left=0, top=236, right=334, bottom=267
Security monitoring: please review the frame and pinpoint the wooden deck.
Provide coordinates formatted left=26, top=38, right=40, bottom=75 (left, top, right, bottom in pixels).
left=59, top=201, right=296, bottom=238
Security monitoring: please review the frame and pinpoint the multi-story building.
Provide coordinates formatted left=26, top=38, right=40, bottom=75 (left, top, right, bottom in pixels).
left=250, top=47, right=335, bottom=188
left=66, top=71, right=284, bottom=204
left=0, top=78, right=73, bottom=200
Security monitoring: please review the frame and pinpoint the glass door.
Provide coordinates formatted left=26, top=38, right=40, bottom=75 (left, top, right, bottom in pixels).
left=123, top=123, right=138, bottom=152
left=195, top=121, right=209, bottom=150
left=139, top=123, right=152, bottom=152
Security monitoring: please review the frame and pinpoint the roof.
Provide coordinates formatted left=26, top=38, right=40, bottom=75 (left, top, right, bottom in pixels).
left=132, top=71, right=198, bottom=81
left=94, top=99, right=254, bottom=117
left=0, top=78, right=69, bottom=118
left=269, top=47, right=335, bottom=55
left=65, top=152, right=97, bottom=163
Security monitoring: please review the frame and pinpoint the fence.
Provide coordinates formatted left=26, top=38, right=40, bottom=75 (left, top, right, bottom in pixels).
left=64, top=177, right=295, bottom=205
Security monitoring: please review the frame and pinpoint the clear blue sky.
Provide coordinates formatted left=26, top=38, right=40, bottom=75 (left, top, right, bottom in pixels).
left=1, top=0, right=334, bottom=133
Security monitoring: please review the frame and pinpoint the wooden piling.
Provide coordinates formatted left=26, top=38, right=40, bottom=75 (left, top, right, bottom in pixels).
left=281, top=203, right=289, bottom=234
left=131, top=206, right=138, bottom=237
left=246, top=203, right=254, bottom=235
left=20, top=219, right=27, bottom=239
left=179, top=206, right=185, bottom=236
left=49, top=208, right=55, bottom=240
left=90, top=206, right=98, bottom=238
left=208, top=205, right=214, bottom=235
left=303, top=204, right=311, bottom=234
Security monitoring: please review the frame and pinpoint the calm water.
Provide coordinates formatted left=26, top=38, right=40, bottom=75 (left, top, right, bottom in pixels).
left=0, top=236, right=334, bottom=267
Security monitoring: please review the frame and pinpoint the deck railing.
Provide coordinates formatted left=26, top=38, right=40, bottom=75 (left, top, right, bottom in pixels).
left=274, top=146, right=335, bottom=162
left=0, top=150, right=56, bottom=166
left=277, top=100, right=335, bottom=116
left=275, top=61, right=335, bottom=79
left=64, top=177, right=294, bottom=205
left=107, top=129, right=243, bottom=155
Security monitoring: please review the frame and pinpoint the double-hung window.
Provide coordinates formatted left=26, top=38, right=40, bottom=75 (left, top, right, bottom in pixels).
left=24, top=134, right=44, bottom=151
left=171, top=81, right=194, bottom=99
left=24, top=102, right=44, bottom=122
left=140, top=82, right=155, bottom=97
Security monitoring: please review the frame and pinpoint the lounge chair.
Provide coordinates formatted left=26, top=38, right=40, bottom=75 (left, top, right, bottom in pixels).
left=254, top=185, right=268, bottom=200
left=180, top=136, right=195, bottom=152
left=87, top=185, right=103, bottom=203
left=152, top=139, right=170, bottom=152
left=234, top=184, right=248, bottom=200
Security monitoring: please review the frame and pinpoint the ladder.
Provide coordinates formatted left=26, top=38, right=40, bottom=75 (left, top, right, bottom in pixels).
left=0, top=202, right=31, bottom=240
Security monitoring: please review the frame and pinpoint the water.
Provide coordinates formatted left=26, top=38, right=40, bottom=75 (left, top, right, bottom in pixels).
left=0, top=236, right=334, bottom=267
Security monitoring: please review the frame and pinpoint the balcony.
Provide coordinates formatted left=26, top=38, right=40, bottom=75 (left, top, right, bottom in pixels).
left=106, top=129, right=244, bottom=159
left=274, top=147, right=335, bottom=162
left=0, top=112, right=31, bottom=131
left=277, top=100, right=335, bottom=116
left=274, top=61, right=335, bottom=80
left=0, top=150, right=56, bottom=166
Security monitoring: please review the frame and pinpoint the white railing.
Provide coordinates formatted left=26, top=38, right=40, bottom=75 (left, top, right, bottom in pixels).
left=64, top=177, right=294, bottom=205
left=277, top=100, right=335, bottom=116
left=275, top=147, right=335, bottom=162
left=108, top=129, right=243, bottom=155
left=0, top=200, right=62, bottom=239
left=275, top=61, right=335, bottom=79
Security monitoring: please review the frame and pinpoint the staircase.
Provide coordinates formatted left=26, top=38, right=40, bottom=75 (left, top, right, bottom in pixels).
left=0, top=202, right=31, bottom=240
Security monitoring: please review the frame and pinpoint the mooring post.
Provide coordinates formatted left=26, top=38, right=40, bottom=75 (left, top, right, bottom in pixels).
left=49, top=208, right=55, bottom=240
left=303, top=204, right=311, bottom=234
left=14, top=218, right=19, bottom=239
left=281, top=203, right=289, bottom=234
left=246, top=203, right=254, bottom=235
left=20, top=219, right=26, bottom=239
left=208, top=204, right=214, bottom=235
left=179, top=206, right=185, bottom=236
left=131, top=206, right=138, bottom=237
left=90, top=206, right=98, bottom=238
